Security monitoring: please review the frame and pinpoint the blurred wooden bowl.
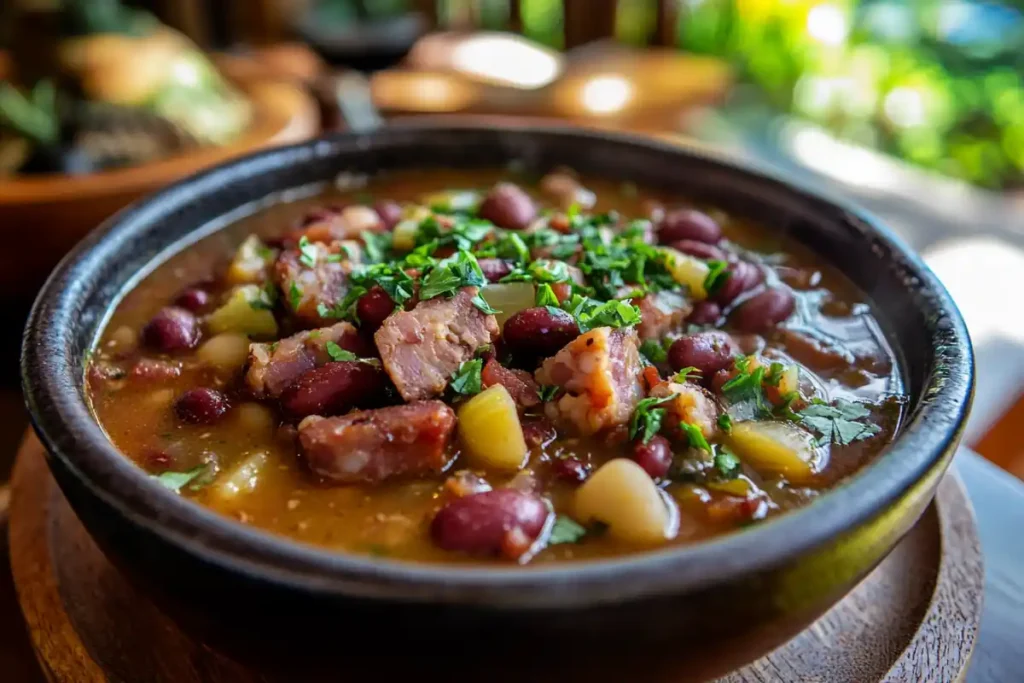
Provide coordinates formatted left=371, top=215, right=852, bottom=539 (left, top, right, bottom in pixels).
left=0, top=59, right=319, bottom=305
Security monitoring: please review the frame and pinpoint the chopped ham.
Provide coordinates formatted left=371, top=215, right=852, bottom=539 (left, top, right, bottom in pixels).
left=245, top=322, right=364, bottom=398
left=535, top=327, right=644, bottom=436
left=298, top=401, right=457, bottom=484
left=285, top=205, right=383, bottom=246
left=649, top=380, right=720, bottom=439
left=374, top=288, right=499, bottom=402
left=481, top=358, right=540, bottom=409
left=635, top=290, right=692, bottom=341
left=273, top=241, right=361, bottom=327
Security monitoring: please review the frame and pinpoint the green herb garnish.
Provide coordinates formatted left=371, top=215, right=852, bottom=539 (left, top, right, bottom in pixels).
left=703, top=259, right=730, bottom=295
left=548, top=515, right=588, bottom=545
left=152, top=465, right=208, bottom=493
left=298, top=235, right=318, bottom=268
left=798, top=399, right=881, bottom=446
left=288, top=282, right=303, bottom=310
left=419, top=250, right=487, bottom=300
left=680, top=421, right=712, bottom=453
left=639, top=338, right=669, bottom=365
left=325, top=341, right=357, bottom=362
left=717, top=413, right=733, bottom=433
left=672, top=366, right=702, bottom=383
left=629, top=394, right=676, bottom=444
left=537, top=385, right=560, bottom=402
left=249, top=281, right=278, bottom=311
left=535, top=283, right=560, bottom=307
left=361, top=230, right=392, bottom=264
left=450, top=358, right=483, bottom=396
left=713, top=448, right=741, bottom=478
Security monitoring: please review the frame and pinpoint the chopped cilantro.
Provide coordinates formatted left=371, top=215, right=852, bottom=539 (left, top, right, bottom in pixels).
left=680, top=421, right=712, bottom=453
left=629, top=394, right=676, bottom=444
left=564, top=294, right=641, bottom=333
left=717, top=413, right=733, bottom=433
left=249, top=281, right=278, bottom=311
left=471, top=293, right=499, bottom=315
left=703, top=260, right=729, bottom=295
left=713, top=448, right=741, bottom=478
left=419, top=250, right=486, bottom=300
left=639, top=338, right=669, bottom=365
left=775, top=391, right=801, bottom=421
left=450, top=358, right=483, bottom=396
left=764, top=362, right=786, bottom=386
left=361, top=230, right=391, bottom=264
left=494, top=231, right=530, bottom=264
left=721, top=359, right=770, bottom=417
left=298, top=236, right=318, bottom=268
left=535, top=283, right=560, bottom=307
left=798, top=399, right=881, bottom=446
left=325, top=341, right=357, bottom=362
left=537, top=385, right=560, bottom=402
left=672, top=366, right=702, bottom=383
left=152, top=465, right=208, bottom=493
left=548, top=515, right=588, bottom=545
left=288, top=282, right=303, bottom=310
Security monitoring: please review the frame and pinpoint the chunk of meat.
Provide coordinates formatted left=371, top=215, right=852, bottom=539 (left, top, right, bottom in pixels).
left=298, top=401, right=457, bottom=484
left=649, top=380, right=720, bottom=440
left=286, top=205, right=383, bottom=245
left=374, top=288, right=499, bottom=401
left=535, top=327, right=644, bottom=436
left=635, top=290, right=693, bottom=341
left=273, top=241, right=361, bottom=327
left=245, top=322, right=364, bottom=398
left=481, top=358, right=540, bottom=409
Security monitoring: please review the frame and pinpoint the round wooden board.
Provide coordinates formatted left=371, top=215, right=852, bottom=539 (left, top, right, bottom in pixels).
left=9, top=433, right=983, bottom=682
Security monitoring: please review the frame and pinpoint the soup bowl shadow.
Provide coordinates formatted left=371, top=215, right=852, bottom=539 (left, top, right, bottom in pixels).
left=21, top=122, right=972, bottom=678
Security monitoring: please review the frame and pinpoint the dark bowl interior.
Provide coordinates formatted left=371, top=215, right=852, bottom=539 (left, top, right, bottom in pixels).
left=20, top=122, right=973, bottom=674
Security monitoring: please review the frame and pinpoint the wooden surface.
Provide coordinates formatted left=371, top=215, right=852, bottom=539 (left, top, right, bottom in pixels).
left=6, top=433, right=983, bottom=683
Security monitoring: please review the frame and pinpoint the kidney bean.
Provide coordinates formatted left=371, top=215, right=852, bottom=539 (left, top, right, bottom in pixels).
left=687, top=301, right=722, bottom=325
left=713, top=260, right=764, bottom=305
left=373, top=200, right=403, bottom=230
left=503, top=307, right=580, bottom=359
left=478, top=258, right=513, bottom=283
left=668, top=331, right=738, bottom=377
left=431, top=489, right=551, bottom=559
left=658, top=209, right=722, bottom=244
left=279, top=361, right=389, bottom=418
left=551, top=457, right=589, bottom=483
left=174, top=287, right=210, bottom=312
left=174, top=388, right=229, bottom=424
left=355, top=286, right=396, bottom=334
left=142, top=306, right=200, bottom=352
left=669, top=239, right=727, bottom=261
left=478, top=183, right=537, bottom=231
left=731, top=288, right=796, bottom=332
left=632, top=435, right=673, bottom=479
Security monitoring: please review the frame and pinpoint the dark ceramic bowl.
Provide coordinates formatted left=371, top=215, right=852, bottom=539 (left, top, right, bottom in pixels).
left=21, top=123, right=972, bottom=677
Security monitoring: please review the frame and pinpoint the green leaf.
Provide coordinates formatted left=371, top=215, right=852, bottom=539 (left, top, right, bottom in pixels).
left=629, top=394, right=676, bottom=444
left=325, top=341, right=357, bottom=362
left=764, top=362, right=786, bottom=386
left=717, top=413, right=733, bottom=433
left=535, top=283, right=560, bottom=307
left=361, top=230, right=392, bottom=264
left=537, top=384, right=560, bottom=402
left=298, top=235, right=318, bottom=268
left=249, top=281, right=278, bottom=311
left=419, top=250, right=487, bottom=301
left=548, top=515, right=588, bottom=545
left=672, top=366, right=702, bottom=383
left=797, top=399, right=881, bottom=446
left=639, top=338, right=669, bottom=365
left=288, top=282, right=303, bottom=311
left=152, top=465, right=207, bottom=493
left=680, top=421, right=712, bottom=453
left=713, top=448, right=741, bottom=478
left=703, top=260, right=730, bottom=296
left=471, top=294, right=499, bottom=315
left=450, top=359, right=483, bottom=396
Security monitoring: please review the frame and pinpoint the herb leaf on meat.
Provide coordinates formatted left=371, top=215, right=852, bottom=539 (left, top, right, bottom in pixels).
left=629, top=394, right=676, bottom=444
left=325, top=341, right=357, bottom=362
left=298, top=236, right=318, bottom=268
left=450, top=359, right=484, bottom=396
left=680, top=421, right=712, bottom=453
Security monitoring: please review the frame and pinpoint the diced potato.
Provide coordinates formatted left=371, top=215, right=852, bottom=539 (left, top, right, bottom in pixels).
left=706, top=476, right=754, bottom=498
left=197, top=333, right=250, bottom=371
left=480, top=282, right=535, bottom=327
left=205, top=285, right=278, bottom=338
left=391, top=219, right=419, bottom=252
left=226, top=235, right=275, bottom=285
left=233, top=403, right=277, bottom=437
left=660, top=247, right=711, bottom=300
left=212, top=451, right=268, bottom=501
left=458, top=385, right=528, bottom=471
left=575, top=459, right=677, bottom=545
left=726, top=421, right=820, bottom=484
left=422, top=189, right=480, bottom=213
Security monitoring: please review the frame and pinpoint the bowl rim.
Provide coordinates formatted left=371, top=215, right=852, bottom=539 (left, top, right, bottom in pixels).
left=21, top=121, right=974, bottom=609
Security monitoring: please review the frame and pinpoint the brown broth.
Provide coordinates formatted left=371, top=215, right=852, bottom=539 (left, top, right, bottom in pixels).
left=87, top=169, right=904, bottom=564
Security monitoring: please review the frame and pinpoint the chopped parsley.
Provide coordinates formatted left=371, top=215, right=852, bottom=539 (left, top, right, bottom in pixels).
left=629, top=394, right=676, bottom=444
left=764, top=362, right=786, bottom=386
left=672, top=366, right=702, bottom=383
left=298, top=235, right=318, bottom=268
left=288, top=282, right=303, bottom=310
left=721, top=357, right=771, bottom=417
left=249, top=281, right=278, bottom=311
left=152, top=465, right=208, bottom=493
left=680, top=421, right=712, bottom=453
left=703, top=259, right=730, bottom=295
left=450, top=359, right=483, bottom=396
left=798, top=399, right=881, bottom=446
left=360, top=230, right=392, bottom=264
left=535, top=283, right=560, bottom=307
left=548, top=515, right=588, bottom=545
left=325, top=341, right=357, bottom=362
left=639, top=338, right=669, bottom=365
left=713, top=448, right=741, bottom=478
left=717, top=413, right=733, bottom=433
left=537, top=384, right=560, bottom=402
left=419, top=250, right=487, bottom=300
left=563, top=294, right=641, bottom=333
